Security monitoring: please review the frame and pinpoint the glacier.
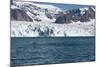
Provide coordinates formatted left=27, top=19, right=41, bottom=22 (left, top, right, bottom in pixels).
left=11, top=19, right=95, bottom=37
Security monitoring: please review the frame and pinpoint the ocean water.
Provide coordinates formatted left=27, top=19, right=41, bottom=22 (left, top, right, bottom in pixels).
left=11, top=37, right=95, bottom=66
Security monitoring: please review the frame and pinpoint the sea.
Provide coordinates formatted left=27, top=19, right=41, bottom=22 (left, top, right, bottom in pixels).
left=11, top=37, right=95, bottom=66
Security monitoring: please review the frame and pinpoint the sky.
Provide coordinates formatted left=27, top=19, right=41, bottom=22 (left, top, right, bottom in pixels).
left=34, top=2, right=95, bottom=10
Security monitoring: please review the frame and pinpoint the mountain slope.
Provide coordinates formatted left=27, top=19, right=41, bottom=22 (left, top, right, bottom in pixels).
left=11, top=1, right=62, bottom=22
left=11, top=1, right=95, bottom=37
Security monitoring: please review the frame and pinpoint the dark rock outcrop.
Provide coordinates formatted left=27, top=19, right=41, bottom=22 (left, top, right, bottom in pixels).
left=11, top=9, right=33, bottom=21
left=55, top=14, right=72, bottom=24
left=55, top=14, right=66, bottom=24
left=80, top=7, right=95, bottom=22
left=55, top=6, right=95, bottom=24
left=45, top=13, right=54, bottom=19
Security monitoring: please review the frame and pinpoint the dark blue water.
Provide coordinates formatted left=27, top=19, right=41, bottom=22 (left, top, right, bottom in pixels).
left=11, top=37, right=95, bottom=66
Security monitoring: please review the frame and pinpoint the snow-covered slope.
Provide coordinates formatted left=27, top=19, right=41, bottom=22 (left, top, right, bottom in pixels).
left=11, top=1, right=62, bottom=22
